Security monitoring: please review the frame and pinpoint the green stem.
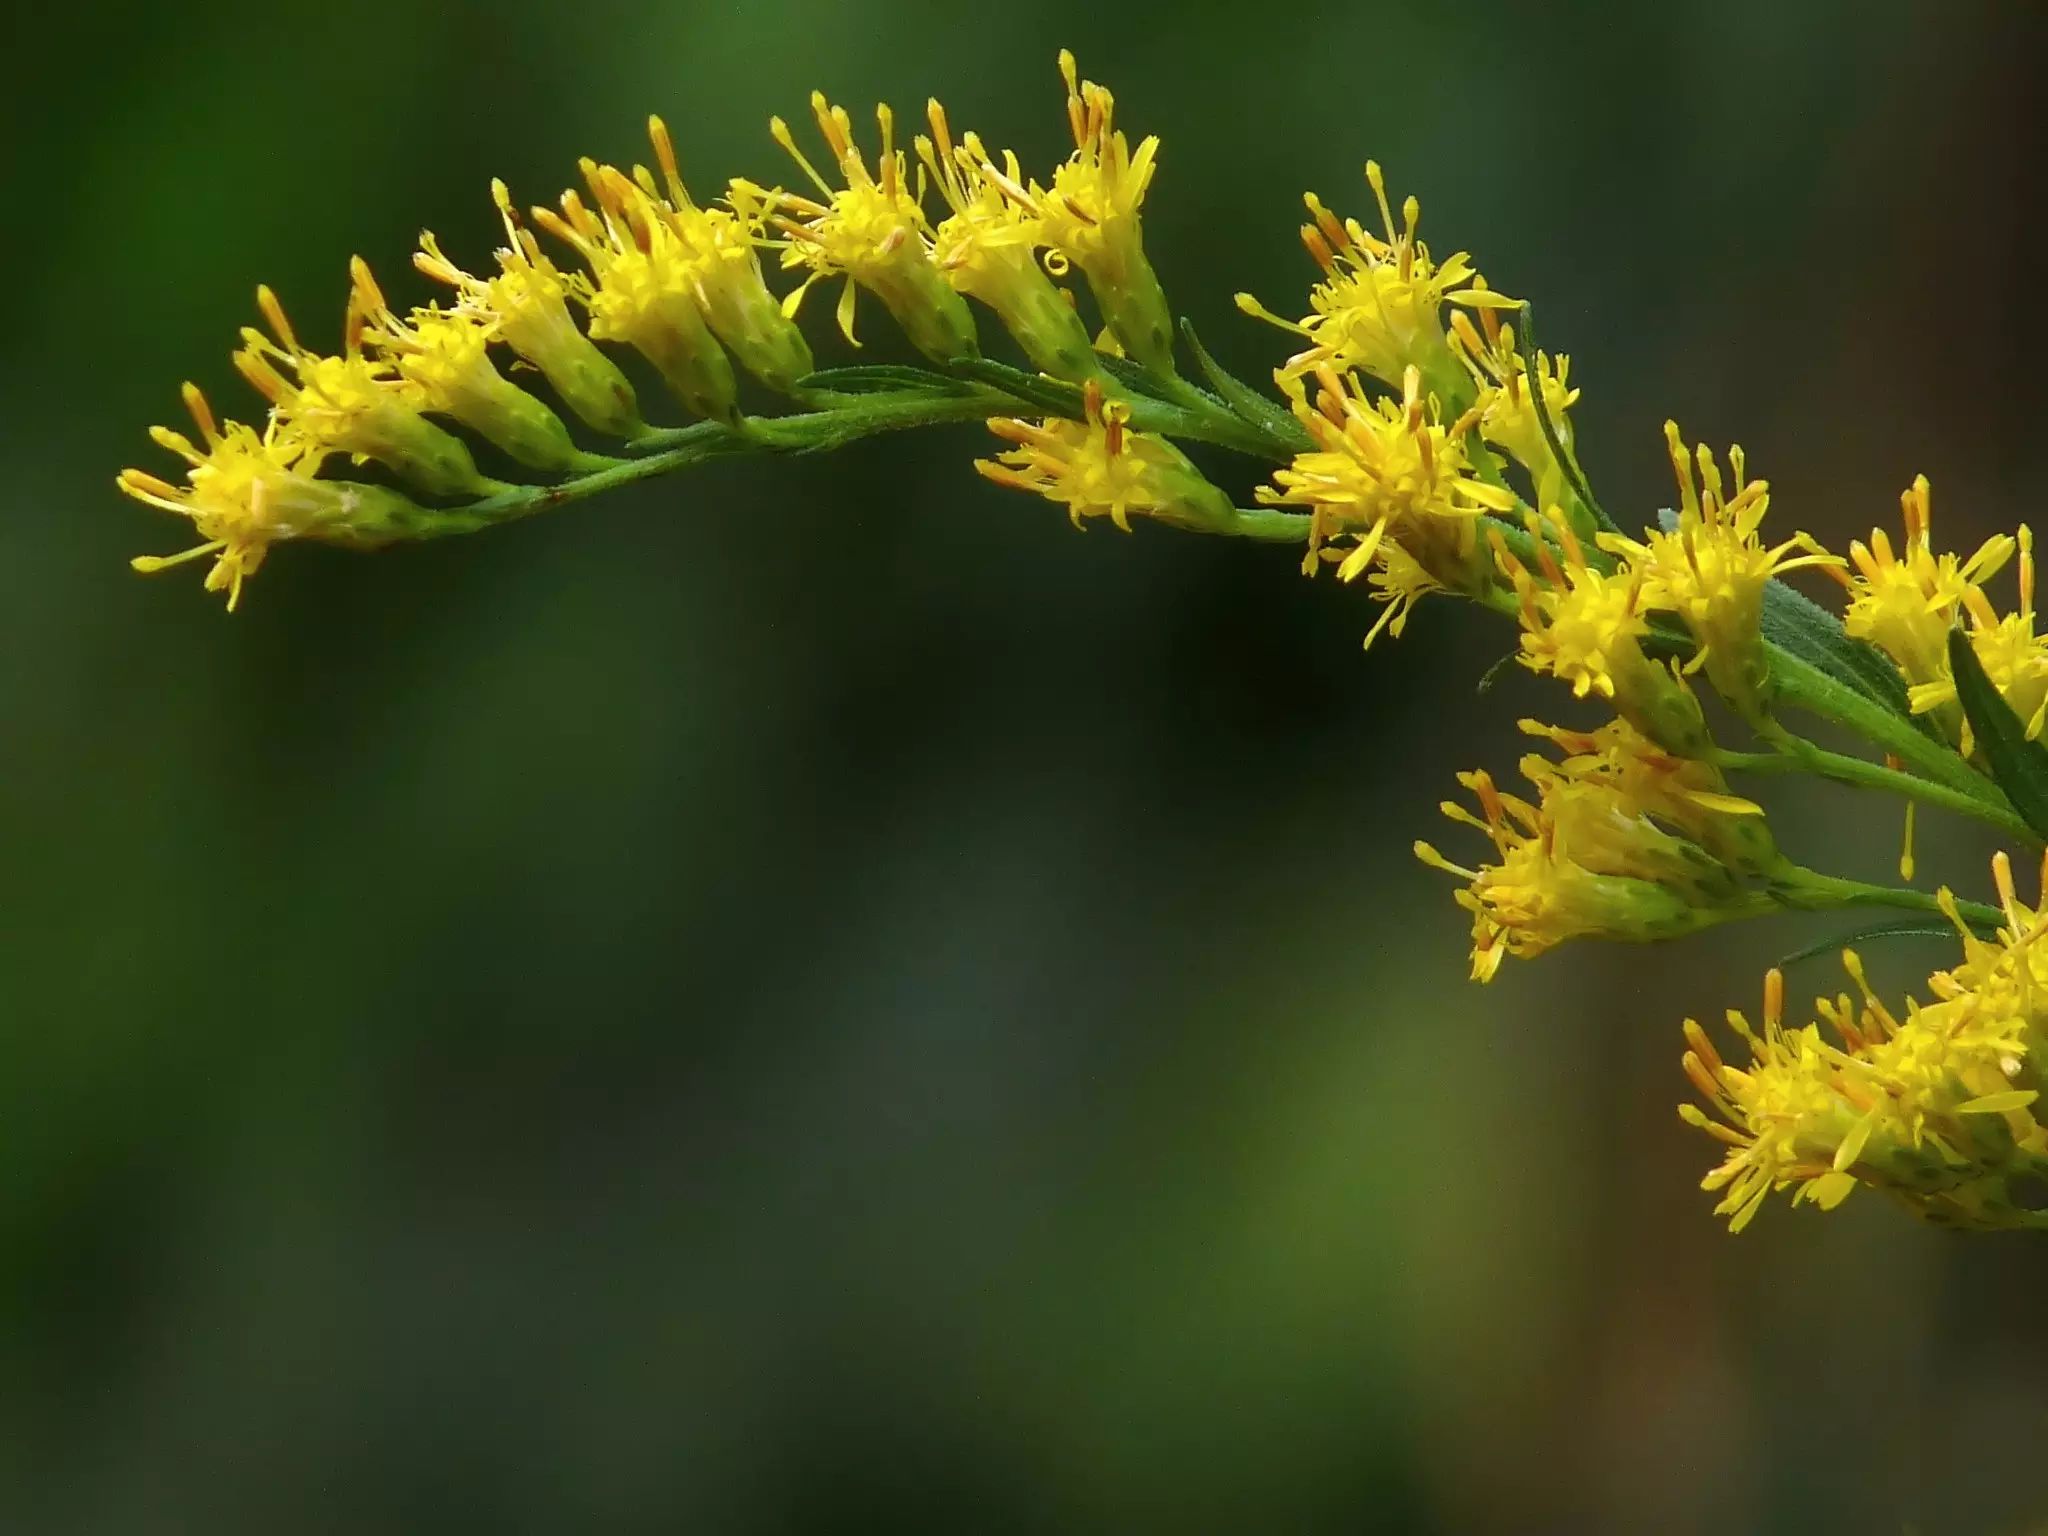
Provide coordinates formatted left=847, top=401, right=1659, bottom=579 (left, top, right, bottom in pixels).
left=1213, top=508, right=1312, bottom=542
left=1769, top=864, right=2002, bottom=931
left=436, top=384, right=1316, bottom=542
left=1713, top=741, right=2037, bottom=845
left=1764, top=647, right=2005, bottom=807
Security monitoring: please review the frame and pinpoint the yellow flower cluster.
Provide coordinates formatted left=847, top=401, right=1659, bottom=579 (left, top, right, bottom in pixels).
left=121, top=54, right=1180, bottom=607
left=1603, top=424, right=1839, bottom=719
left=1684, top=858, right=2048, bottom=1231
left=1237, top=162, right=1518, bottom=403
left=1257, top=363, right=1514, bottom=594
left=1836, top=478, right=2048, bottom=752
left=976, top=380, right=1233, bottom=534
left=1415, top=720, right=1769, bottom=981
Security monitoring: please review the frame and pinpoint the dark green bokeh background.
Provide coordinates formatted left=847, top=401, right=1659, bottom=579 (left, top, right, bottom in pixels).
left=6, top=2, right=2048, bottom=1529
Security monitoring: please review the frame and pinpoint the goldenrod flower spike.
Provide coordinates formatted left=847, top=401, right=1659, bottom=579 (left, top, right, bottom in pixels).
left=532, top=168, right=740, bottom=423
left=232, top=284, right=495, bottom=499
left=1600, top=422, right=1841, bottom=720
left=915, top=101, right=1098, bottom=382
left=976, top=378, right=1234, bottom=533
left=118, top=382, right=429, bottom=610
left=764, top=94, right=978, bottom=364
left=1239, top=160, right=1518, bottom=405
left=348, top=258, right=588, bottom=472
left=1257, top=362, right=1516, bottom=602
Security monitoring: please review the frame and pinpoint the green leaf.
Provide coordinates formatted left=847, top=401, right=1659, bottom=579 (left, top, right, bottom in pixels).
left=1776, top=918, right=1978, bottom=972
left=796, top=364, right=978, bottom=397
left=946, top=358, right=1085, bottom=416
left=1091, top=353, right=1184, bottom=403
left=1180, top=319, right=1312, bottom=451
left=1515, top=303, right=1618, bottom=537
left=1948, top=627, right=2048, bottom=837
left=1761, top=574, right=1925, bottom=728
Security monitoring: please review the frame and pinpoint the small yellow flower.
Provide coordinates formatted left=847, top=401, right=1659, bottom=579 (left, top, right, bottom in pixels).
left=414, top=181, right=645, bottom=438
left=1003, top=51, right=1173, bottom=371
left=916, top=101, right=1097, bottom=382
left=1238, top=161, right=1518, bottom=401
left=1360, top=543, right=1440, bottom=649
left=1516, top=717, right=1776, bottom=872
left=349, top=259, right=586, bottom=471
left=532, top=167, right=740, bottom=422
left=763, top=94, right=978, bottom=364
left=544, top=120, right=815, bottom=397
left=1838, top=475, right=2013, bottom=744
left=233, top=284, right=494, bottom=499
left=1683, top=937, right=2045, bottom=1233
left=1602, top=423, right=1840, bottom=718
left=1257, top=363, right=1517, bottom=596
left=975, top=378, right=1233, bottom=533
left=1905, top=528, right=2048, bottom=748
left=1448, top=309, right=1578, bottom=516
left=634, top=117, right=817, bottom=393
left=119, top=383, right=426, bottom=610
left=1414, top=765, right=1733, bottom=982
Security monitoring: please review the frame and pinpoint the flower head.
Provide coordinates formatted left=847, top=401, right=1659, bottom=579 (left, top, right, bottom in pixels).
left=1257, top=363, right=1517, bottom=598
left=1683, top=939, right=2046, bottom=1233
left=1906, top=528, right=2048, bottom=749
left=1839, top=476, right=2013, bottom=729
left=532, top=166, right=740, bottom=422
left=916, top=102, right=1097, bottom=382
left=630, top=117, right=816, bottom=393
left=1238, top=162, right=1518, bottom=399
left=1496, top=515, right=1711, bottom=756
left=1010, top=51, right=1173, bottom=371
left=1448, top=309, right=1579, bottom=515
left=1415, top=764, right=1735, bottom=982
left=763, top=94, right=977, bottom=363
left=1517, top=717, right=1775, bottom=873
left=348, top=258, right=584, bottom=471
left=119, top=384, right=426, bottom=609
left=414, top=181, right=645, bottom=438
left=233, top=284, right=493, bottom=499
left=976, top=378, right=1233, bottom=534
left=1601, top=423, right=1840, bottom=718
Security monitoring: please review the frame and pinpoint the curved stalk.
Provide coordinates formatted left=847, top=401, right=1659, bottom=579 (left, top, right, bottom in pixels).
left=1713, top=742, right=2037, bottom=846
left=1769, top=864, right=2003, bottom=932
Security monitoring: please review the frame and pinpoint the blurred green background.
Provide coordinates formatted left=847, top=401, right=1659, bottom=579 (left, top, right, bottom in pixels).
left=5, top=1, right=2048, bottom=1529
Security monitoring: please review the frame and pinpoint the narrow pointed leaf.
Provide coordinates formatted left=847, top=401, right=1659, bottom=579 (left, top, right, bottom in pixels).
left=1948, top=627, right=2048, bottom=837
left=947, top=358, right=1085, bottom=416
left=1760, top=572, right=1925, bottom=729
left=797, top=364, right=978, bottom=397
left=1776, top=919, right=1978, bottom=972
left=1092, top=353, right=1186, bottom=404
left=1179, top=320, right=1313, bottom=451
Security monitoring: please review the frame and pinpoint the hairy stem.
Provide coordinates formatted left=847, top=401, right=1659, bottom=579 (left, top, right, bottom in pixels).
left=433, top=370, right=1309, bottom=539
left=1770, top=864, right=2002, bottom=931
left=1764, top=648, right=2008, bottom=809
left=1713, top=740, right=2037, bottom=845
